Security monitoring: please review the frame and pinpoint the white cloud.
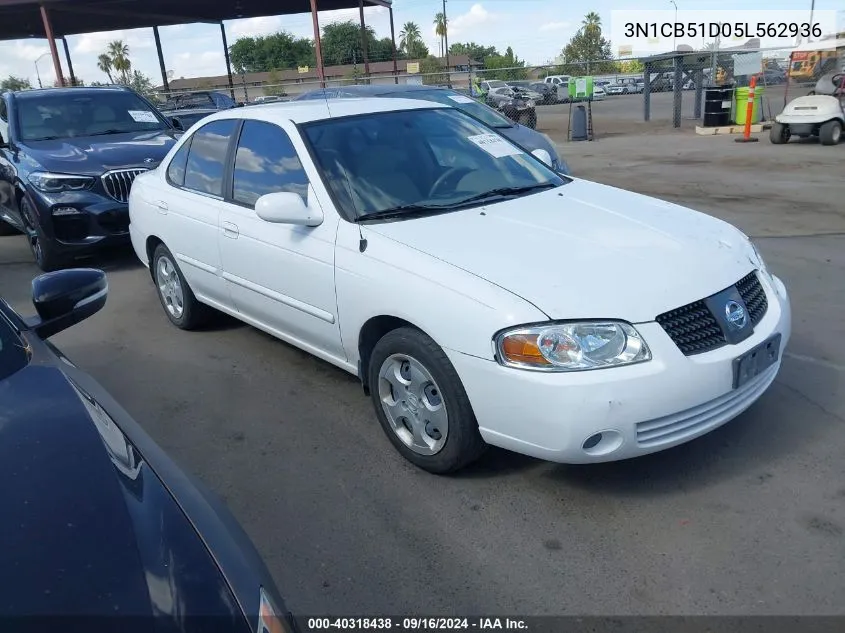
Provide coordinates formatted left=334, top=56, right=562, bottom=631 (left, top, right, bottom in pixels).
left=230, top=16, right=283, bottom=38
left=447, top=3, right=497, bottom=38
left=72, top=30, right=152, bottom=55
left=171, top=50, right=224, bottom=79
left=8, top=41, right=49, bottom=61
left=539, top=21, right=570, bottom=32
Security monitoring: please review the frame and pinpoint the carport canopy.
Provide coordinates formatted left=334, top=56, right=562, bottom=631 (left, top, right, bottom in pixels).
left=0, top=0, right=396, bottom=93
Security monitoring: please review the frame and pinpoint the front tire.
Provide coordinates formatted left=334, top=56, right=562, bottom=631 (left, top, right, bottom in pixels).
left=819, top=120, right=842, bottom=145
left=152, top=243, right=210, bottom=330
left=20, top=197, right=65, bottom=272
left=769, top=122, right=791, bottom=144
left=368, top=327, right=487, bottom=474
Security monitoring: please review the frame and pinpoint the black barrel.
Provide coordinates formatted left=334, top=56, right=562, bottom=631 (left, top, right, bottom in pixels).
left=703, top=87, right=733, bottom=127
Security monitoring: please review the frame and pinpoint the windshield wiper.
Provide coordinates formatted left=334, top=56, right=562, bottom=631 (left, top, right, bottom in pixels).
left=87, top=129, right=134, bottom=136
left=355, top=204, right=453, bottom=222
left=448, top=182, right=560, bottom=207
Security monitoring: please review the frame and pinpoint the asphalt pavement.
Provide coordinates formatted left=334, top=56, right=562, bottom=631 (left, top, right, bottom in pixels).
left=1, top=129, right=843, bottom=618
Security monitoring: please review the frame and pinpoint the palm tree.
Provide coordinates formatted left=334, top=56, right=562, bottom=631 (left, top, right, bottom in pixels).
left=107, top=40, right=131, bottom=83
left=582, top=12, right=601, bottom=35
left=97, top=53, right=114, bottom=82
left=433, top=13, right=447, bottom=58
left=399, top=21, right=422, bottom=58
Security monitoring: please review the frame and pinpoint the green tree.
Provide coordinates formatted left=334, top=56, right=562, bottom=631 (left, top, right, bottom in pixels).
left=1, top=76, right=32, bottom=91
left=482, top=47, right=528, bottom=80
left=449, top=42, right=498, bottom=63
left=399, top=22, right=428, bottom=59
left=97, top=54, right=114, bottom=82
left=433, top=12, right=447, bottom=58
left=559, top=12, right=615, bottom=75
left=419, top=56, right=447, bottom=85
left=107, top=40, right=131, bottom=83
left=617, top=59, right=644, bottom=73
left=264, top=68, right=285, bottom=95
left=128, top=70, right=155, bottom=97
left=230, top=32, right=315, bottom=73
left=321, top=20, right=382, bottom=66
left=371, top=36, right=404, bottom=63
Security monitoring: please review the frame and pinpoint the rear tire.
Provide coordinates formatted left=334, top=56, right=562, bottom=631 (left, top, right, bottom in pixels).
left=151, top=243, right=211, bottom=330
left=367, top=327, right=487, bottom=474
left=769, top=122, right=790, bottom=144
left=819, top=120, right=842, bottom=145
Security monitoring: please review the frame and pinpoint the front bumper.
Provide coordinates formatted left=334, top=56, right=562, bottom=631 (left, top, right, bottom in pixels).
left=447, top=272, right=791, bottom=464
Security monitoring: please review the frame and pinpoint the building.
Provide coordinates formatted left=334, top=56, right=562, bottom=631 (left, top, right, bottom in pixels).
left=157, top=55, right=482, bottom=101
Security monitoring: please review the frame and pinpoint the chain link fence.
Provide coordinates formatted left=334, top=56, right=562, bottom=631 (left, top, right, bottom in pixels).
left=151, top=42, right=842, bottom=140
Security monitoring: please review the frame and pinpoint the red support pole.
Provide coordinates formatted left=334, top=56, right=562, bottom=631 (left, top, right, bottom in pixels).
left=309, top=0, right=325, bottom=89
left=358, top=0, right=370, bottom=80
left=40, top=5, right=65, bottom=87
left=389, top=6, right=398, bottom=84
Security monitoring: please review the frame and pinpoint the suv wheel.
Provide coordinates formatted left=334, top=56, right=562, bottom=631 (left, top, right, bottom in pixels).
left=21, top=197, right=65, bottom=272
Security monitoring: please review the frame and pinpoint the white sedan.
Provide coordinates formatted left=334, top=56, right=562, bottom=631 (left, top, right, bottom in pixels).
left=128, top=97, right=791, bottom=474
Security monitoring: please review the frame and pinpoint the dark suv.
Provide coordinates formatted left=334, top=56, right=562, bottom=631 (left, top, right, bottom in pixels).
left=0, top=86, right=181, bottom=271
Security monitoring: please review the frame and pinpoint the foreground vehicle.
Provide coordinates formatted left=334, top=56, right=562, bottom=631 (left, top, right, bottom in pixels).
left=0, top=86, right=181, bottom=271
left=0, top=268, right=294, bottom=631
left=770, top=94, right=844, bottom=145
left=129, top=98, right=791, bottom=474
left=293, top=84, right=568, bottom=174
left=167, top=107, right=219, bottom=131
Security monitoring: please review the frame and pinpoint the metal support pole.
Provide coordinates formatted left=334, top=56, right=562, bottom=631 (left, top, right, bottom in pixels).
left=61, top=37, right=76, bottom=85
left=358, top=0, right=370, bottom=80
left=309, top=0, right=326, bottom=88
left=673, top=54, right=683, bottom=127
left=153, top=26, right=169, bottom=94
left=442, top=0, right=450, bottom=84
left=643, top=62, right=652, bottom=121
left=389, top=7, right=398, bottom=84
left=220, top=22, right=236, bottom=101
left=694, top=68, right=704, bottom=118
left=39, top=6, right=65, bottom=87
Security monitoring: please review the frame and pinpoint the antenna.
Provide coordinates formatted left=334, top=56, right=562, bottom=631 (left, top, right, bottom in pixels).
left=358, top=223, right=368, bottom=252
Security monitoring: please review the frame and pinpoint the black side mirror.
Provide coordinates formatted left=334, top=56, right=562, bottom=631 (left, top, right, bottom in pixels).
left=169, top=117, right=183, bottom=131
left=29, top=268, right=107, bottom=339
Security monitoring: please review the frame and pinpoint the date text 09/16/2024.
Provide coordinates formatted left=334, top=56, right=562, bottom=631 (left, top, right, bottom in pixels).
left=623, top=21, right=823, bottom=40
left=305, top=617, right=528, bottom=630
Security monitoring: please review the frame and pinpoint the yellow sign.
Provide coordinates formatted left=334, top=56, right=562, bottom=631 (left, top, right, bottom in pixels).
left=298, top=66, right=309, bottom=74
left=406, top=62, right=420, bottom=74
left=618, top=45, right=633, bottom=57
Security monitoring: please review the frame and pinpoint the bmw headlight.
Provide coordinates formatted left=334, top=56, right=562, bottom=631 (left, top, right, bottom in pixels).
left=494, top=321, right=651, bottom=372
left=28, top=172, right=94, bottom=193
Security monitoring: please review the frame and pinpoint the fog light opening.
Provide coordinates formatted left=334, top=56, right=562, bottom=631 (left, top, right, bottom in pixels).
left=582, top=430, right=624, bottom=457
left=53, top=207, right=82, bottom=216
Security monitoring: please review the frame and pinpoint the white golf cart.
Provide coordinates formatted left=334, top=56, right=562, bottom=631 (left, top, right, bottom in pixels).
left=770, top=93, right=844, bottom=146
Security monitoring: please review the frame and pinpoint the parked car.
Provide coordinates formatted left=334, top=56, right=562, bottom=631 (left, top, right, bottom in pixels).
left=0, top=86, right=181, bottom=271
left=605, top=84, right=628, bottom=96
left=479, top=79, right=510, bottom=94
left=292, top=84, right=568, bottom=174
left=167, top=107, right=218, bottom=131
left=505, top=82, right=544, bottom=103
left=128, top=98, right=791, bottom=474
left=157, top=90, right=239, bottom=111
left=527, top=81, right=558, bottom=104
left=485, top=86, right=538, bottom=128
left=252, top=95, right=291, bottom=104
left=0, top=268, right=295, bottom=632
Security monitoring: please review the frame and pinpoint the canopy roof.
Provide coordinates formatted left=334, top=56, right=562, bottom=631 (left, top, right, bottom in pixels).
left=0, top=0, right=391, bottom=40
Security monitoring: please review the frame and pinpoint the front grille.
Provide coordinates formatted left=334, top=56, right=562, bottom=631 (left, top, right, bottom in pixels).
left=656, top=271, right=769, bottom=356
left=98, top=210, right=130, bottom=234
left=101, top=168, right=147, bottom=203
left=736, top=271, right=768, bottom=326
left=656, top=300, right=726, bottom=355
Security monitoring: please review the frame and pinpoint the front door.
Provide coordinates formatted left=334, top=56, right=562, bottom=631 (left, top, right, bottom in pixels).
left=217, top=118, right=345, bottom=362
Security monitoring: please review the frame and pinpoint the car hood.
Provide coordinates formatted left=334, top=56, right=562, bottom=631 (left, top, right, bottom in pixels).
left=365, top=179, right=757, bottom=323
left=0, top=359, right=246, bottom=625
left=19, top=130, right=179, bottom=176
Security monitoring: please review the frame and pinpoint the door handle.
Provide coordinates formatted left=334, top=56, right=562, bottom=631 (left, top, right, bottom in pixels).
left=156, top=201, right=168, bottom=213
left=221, top=221, right=239, bottom=238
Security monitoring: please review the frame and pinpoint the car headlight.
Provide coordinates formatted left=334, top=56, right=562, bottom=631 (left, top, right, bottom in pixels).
left=494, top=321, right=651, bottom=372
left=737, top=230, right=768, bottom=272
left=28, top=172, right=94, bottom=193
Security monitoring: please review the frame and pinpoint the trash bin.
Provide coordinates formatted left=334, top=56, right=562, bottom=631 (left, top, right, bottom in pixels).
left=570, top=105, right=588, bottom=141
left=703, top=87, right=733, bottom=127
left=733, top=86, right=765, bottom=125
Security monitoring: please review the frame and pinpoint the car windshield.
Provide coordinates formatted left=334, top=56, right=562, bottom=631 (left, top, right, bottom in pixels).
left=17, top=91, right=168, bottom=141
left=0, top=308, right=29, bottom=382
left=390, top=89, right=513, bottom=128
left=486, top=80, right=508, bottom=89
left=303, top=107, right=566, bottom=221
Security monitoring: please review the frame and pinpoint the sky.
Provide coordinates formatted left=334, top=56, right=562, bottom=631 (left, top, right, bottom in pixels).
left=1, top=0, right=842, bottom=87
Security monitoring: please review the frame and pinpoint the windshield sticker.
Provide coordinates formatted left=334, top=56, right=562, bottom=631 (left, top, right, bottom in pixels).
left=467, top=133, right=522, bottom=158
left=448, top=95, right=475, bottom=104
left=128, top=110, right=158, bottom=123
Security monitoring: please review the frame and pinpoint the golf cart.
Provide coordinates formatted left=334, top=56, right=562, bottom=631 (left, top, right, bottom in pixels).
left=770, top=74, right=845, bottom=146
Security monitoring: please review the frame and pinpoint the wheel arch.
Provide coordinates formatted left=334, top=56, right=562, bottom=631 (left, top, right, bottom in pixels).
left=357, top=315, right=431, bottom=395
left=145, top=235, right=165, bottom=281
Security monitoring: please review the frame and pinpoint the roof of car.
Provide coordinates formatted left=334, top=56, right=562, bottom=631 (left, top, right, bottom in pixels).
left=12, top=86, right=132, bottom=99
left=203, top=96, right=448, bottom=125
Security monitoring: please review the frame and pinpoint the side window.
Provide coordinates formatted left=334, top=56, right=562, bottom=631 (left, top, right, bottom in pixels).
left=183, top=119, right=237, bottom=196
left=166, top=137, right=192, bottom=187
left=231, top=120, right=309, bottom=208
left=0, top=100, right=7, bottom=122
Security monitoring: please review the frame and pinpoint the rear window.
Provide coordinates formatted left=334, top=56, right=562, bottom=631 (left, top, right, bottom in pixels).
left=0, top=310, right=29, bottom=381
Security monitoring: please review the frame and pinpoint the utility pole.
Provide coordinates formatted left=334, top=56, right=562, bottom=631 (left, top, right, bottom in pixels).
left=808, top=0, right=815, bottom=42
left=442, top=0, right=450, bottom=86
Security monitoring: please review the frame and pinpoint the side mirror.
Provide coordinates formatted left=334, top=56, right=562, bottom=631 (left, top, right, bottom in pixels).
left=255, top=191, right=323, bottom=227
left=531, top=148, right=553, bottom=167
left=29, top=268, right=107, bottom=339
left=169, top=117, right=183, bottom=131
